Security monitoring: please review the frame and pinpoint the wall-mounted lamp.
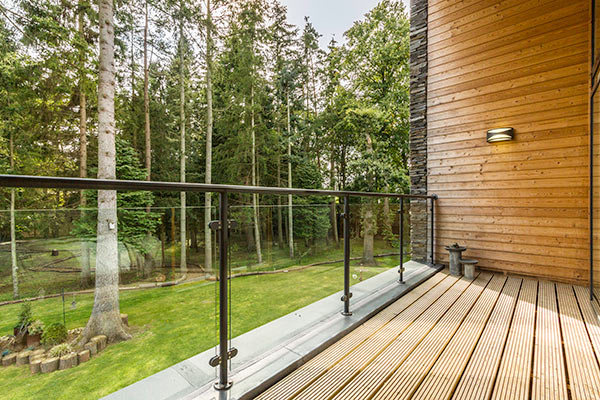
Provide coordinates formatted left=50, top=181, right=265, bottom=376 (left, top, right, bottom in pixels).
left=487, top=127, right=514, bottom=143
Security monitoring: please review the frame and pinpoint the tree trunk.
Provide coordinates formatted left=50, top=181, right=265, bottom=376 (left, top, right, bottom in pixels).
left=143, top=0, right=151, bottom=181
left=143, top=0, right=153, bottom=277
left=79, top=4, right=91, bottom=286
left=190, top=225, right=197, bottom=251
left=277, top=153, right=283, bottom=246
left=179, top=7, right=187, bottom=275
left=160, top=217, right=166, bottom=267
left=330, top=155, right=338, bottom=244
left=287, top=92, right=294, bottom=258
left=362, top=133, right=377, bottom=266
left=251, top=86, right=262, bottom=264
left=362, top=202, right=377, bottom=266
left=383, top=186, right=392, bottom=239
left=79, top=0, right=130, bottom=344
left=9, top=131, right=18, bottom=299
left=204, top=0, right=213, bottom=271
left=130, top=17, right=136, bottom=149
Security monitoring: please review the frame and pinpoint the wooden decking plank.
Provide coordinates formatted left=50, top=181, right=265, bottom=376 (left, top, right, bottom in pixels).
left=370, top=273, right=503, bottom=400
left=451, top=277, right=523, bottom=400
left=573, top=285, right=600, bottom=368
left=531, top=281, right=568, bottom=400
left=289, top=274, right=463, bottom=400
left=490, top=279, right=538, bottom=400
left=412, top=275, right=518, bottom=400
left=329, top=274, right=488, bottom=400
left=255, top=271, right=450, bottom=400
left=557, top=283, right=600, bottom=400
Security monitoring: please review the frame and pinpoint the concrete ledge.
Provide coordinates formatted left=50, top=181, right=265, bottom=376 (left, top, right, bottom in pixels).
left=103, top=261, right=441, bottom=400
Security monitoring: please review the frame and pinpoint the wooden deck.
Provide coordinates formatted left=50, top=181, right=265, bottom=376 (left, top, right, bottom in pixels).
left=256, top=270, right=600, bottom=400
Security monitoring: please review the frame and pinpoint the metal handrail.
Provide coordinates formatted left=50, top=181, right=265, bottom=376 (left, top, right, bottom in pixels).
left=0, top=173, right=437, bottom=391
left=0, top=174, right=435, bottom=199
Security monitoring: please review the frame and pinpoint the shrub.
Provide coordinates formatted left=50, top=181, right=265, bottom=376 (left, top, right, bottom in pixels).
left=28, top=320, right=45, bottom=336
left=41, top=323, right=67, bottom=346
left=48, top=343, right=73, bottom=358
left=14, top=302, right=33, bottom=334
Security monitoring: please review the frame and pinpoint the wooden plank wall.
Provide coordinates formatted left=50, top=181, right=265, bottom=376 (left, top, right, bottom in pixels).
left=427, top=0, right=590, bottom=283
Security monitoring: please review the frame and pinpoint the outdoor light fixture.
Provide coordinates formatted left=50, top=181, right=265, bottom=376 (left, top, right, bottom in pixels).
left=486, top=127, right=514, bottom=143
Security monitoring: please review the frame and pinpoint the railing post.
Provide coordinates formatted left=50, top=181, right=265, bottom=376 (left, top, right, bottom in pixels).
left=342, top=195, right=352, bottom=316
left=215, top=191, right=231, bottom=390
left=399, top=198, right=405, bottom=284
left=430, top=195, right=437, bottom=266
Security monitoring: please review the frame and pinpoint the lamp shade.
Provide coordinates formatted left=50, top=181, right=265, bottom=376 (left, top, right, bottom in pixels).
left=486, top=127, right=514, bottom=143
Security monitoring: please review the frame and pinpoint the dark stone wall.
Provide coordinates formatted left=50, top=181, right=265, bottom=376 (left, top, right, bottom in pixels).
left=409, top=0, right=428, bottom=263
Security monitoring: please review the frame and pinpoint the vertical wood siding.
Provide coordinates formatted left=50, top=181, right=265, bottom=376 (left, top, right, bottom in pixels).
left=427, top=0, right=590, bottom=283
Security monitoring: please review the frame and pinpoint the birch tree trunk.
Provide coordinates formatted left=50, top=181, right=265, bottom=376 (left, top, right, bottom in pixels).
left=79, top=4, right=91, bottom=286
left=204, top=0, right=213, bottom=271
left=10, top=131, right=18, bottom=299
left=79, top=0, right=130, bottom=343
left=287, top=92, right=294, bottom=258
left=179, top=6, right=187, bottom=275
left=251, top=86, right=262, bottom=264
left=143, top=0, right=153, bottom=277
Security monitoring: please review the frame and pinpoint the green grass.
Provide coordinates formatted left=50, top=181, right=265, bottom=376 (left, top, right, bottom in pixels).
left=0, top=254, right=399, bottom=400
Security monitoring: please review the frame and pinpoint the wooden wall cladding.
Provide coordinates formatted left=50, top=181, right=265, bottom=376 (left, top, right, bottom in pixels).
left=427, top=0, right=590, bottom=283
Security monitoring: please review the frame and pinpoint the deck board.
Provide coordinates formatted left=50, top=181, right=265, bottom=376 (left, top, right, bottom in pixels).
left=451, top=278, right=522, bottom=400
left=531, top=281, right=568, bottom=400
left=557, top=283, right=600, bottom=400
left=490, top=279, right=537, bottom=400
left=259, top=271, right=600, bottom=400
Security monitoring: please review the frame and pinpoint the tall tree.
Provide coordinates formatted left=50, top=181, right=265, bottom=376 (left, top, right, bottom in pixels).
left=143, top=0, right=152, bottom=277
left=10, top=131, right=18, bottom=299
left=79, top=0, right=130, bottom=343
left=287, top=94, right=294, bottom=258
left=178, top=0, right=187, bottom=275
left=204, top=0, right=213, bottom=271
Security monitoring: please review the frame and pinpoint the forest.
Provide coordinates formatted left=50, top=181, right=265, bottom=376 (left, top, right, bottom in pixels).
left=0, top=0, right=410, bottom=345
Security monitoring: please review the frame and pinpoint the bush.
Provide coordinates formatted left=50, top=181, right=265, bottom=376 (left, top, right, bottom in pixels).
left=28, top=320, right=45, bottom=336
left=14, top=302, right=33, bottom=334
left=41, top=323, right=67, bottom=346
left=48, top=343, right=73, bottom=358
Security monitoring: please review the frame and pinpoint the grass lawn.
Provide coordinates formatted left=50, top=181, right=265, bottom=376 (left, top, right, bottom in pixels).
left=0, top=255, right=399, bottom=400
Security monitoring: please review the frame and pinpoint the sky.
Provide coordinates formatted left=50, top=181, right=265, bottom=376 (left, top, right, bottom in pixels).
left=278, top=0, right=411, bottom=48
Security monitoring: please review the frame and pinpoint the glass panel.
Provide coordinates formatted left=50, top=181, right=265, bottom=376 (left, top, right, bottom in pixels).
left=347, top=201, right=402, bottom=288
left=0, top=188, right=218, bottom=398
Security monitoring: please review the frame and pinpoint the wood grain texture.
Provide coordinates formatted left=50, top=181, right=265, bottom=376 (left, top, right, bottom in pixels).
left=427, top=0, right=590, bottom=283
left=259, top=271, right=600, bottom=400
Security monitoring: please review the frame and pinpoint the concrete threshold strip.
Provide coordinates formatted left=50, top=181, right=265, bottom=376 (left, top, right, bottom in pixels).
left=103, top=261, right=441, bottom=400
